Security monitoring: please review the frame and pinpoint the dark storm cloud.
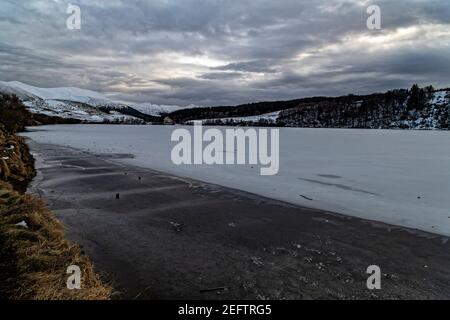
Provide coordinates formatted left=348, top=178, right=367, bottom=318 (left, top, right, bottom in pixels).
left=0, top=0, right=449, bottom=106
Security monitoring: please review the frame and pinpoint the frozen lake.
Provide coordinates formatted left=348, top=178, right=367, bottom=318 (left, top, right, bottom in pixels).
left=22, top=125, right=450, bottom=236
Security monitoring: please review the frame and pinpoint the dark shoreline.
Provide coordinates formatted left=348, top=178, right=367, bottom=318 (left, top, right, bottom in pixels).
left=27, top=139, right=450, bottom=300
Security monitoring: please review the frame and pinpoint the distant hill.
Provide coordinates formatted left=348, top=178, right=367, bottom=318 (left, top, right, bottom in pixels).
left=0, top=81, right=197, bottom=124
left=169, top=85, right=450, bottom=130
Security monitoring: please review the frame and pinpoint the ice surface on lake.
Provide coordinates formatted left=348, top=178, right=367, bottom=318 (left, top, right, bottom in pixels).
left=22, top=125, right=450, bottom=236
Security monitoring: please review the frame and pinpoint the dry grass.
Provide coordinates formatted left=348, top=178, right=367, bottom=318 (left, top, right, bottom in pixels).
left=0, top=129, right=111, bottom=300
left=0, top=129, right=35, bottom=192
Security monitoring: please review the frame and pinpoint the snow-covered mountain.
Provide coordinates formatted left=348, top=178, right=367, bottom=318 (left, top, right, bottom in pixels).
left=2, top=81, right=107, bottom=103
left=131, top=102, right=189, bottom=117
left=0, top=81, right=39, bottom=101
left=0, top=81, right=192, bottom=123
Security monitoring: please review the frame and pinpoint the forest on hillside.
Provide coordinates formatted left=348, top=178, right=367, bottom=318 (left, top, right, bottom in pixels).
left=168, top=85, right=450, bottom=130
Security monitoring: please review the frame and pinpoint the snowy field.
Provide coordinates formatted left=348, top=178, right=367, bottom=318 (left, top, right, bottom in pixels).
left=22, top=125, right=450, bottom=236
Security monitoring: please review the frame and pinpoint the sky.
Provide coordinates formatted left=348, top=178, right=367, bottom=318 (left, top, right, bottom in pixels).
left=0, top=0, right=449, bottom=106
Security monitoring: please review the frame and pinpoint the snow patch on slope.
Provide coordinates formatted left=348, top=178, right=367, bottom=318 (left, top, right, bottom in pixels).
left=431, top=90, right=449, bottom=105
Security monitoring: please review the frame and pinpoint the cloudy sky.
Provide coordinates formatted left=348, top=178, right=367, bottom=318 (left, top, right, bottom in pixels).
left=0, top=0, right=449, bottom=106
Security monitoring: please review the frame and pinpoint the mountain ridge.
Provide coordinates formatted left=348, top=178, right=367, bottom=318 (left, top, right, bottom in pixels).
left=1, top=81, right=449, bottom=129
